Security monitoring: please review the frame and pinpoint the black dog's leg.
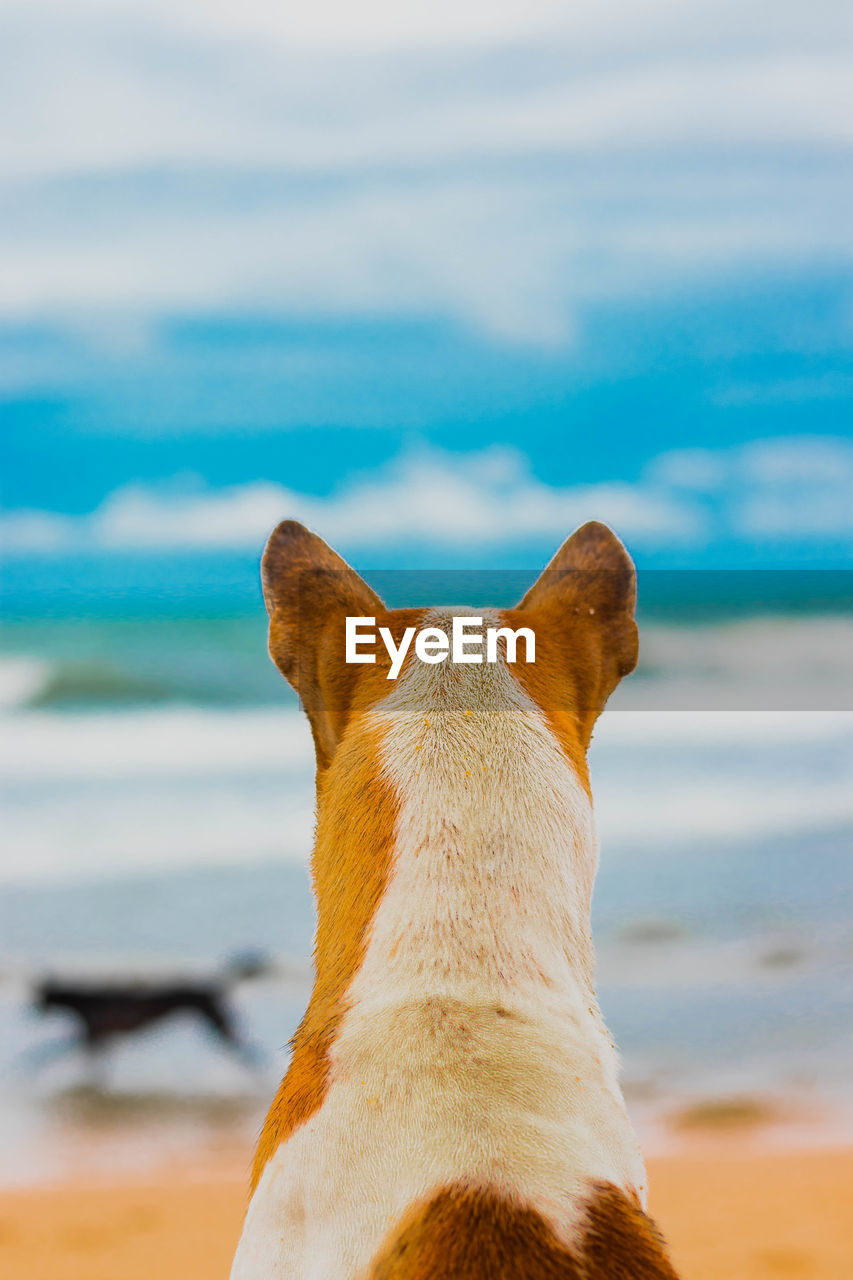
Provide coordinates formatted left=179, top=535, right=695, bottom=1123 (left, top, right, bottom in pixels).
left=82, top=1028, right=111, bottom=1090
left=197, top=997, right=267, bottom=1070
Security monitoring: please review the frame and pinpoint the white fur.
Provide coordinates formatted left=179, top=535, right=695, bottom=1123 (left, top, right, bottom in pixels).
left=232, top=609, right=645, bottom=1280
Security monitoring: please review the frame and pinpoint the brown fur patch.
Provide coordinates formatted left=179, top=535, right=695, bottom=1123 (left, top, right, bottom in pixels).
left=254, top=523, right=430, bottom=1187
left=263, top=521, right=385, bottom=771
left=501, top=608, right=593, bottom=798
left=366, top=1184, right=584, bottom=1280
left=582, top=1182, right=681, bottom=1278
left=502, top=521, right=638, bottom=765
left=250, top=719, right=398, bottom=1190
left=365, top=1182, right=679, bottom=1279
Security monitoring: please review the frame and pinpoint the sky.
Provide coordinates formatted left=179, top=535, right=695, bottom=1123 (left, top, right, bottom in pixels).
left=1, top=0, right=852, bottom=579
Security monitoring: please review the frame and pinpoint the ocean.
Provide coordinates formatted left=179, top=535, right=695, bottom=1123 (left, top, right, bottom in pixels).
left=1, top=572, right=852, bottom=1184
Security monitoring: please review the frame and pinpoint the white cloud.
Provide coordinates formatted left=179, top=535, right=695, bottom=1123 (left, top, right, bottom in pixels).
left=0, top=181, right=584, bottom=344
left=0, top=510, right=75, bottom=551
left=650, top=436, right=853, bottom=542
left=0, top=1, right=850, bottom=339
left=52, top=0, right=570, bottom=54
left=734, top=439, right=853, bottom=538
left=0, top=448, right=696, bottom=553
left=3, top=436, right=852, bottom=557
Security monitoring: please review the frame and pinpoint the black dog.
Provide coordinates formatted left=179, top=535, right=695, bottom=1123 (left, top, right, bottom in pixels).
left=31, top=952, right=269, bottom=1071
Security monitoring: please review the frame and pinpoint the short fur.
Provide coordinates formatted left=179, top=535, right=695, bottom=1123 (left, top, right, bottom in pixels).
left=231, top=521, right=679, bottom=1280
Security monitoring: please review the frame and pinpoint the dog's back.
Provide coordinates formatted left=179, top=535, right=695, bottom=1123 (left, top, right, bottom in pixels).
left=231, top=521, right=680, bottom=1279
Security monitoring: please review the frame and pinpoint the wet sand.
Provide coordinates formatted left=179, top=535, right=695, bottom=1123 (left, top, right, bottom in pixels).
left=0, top=1146, right=850, bottom=1279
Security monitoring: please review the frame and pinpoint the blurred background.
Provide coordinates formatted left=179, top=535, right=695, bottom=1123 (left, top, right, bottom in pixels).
left=1, top=0, right=853, bottom=1189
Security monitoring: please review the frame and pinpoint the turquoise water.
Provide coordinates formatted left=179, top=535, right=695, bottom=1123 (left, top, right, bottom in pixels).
left=3, top=588, right=853, bottom=713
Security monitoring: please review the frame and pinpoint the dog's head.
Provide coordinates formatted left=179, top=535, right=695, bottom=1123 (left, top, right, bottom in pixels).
left=261, top=519, right=637, bottom=780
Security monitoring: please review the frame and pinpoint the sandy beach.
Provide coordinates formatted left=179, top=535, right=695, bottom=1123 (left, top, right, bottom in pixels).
left=0, top=1143, right=850, bottom=1279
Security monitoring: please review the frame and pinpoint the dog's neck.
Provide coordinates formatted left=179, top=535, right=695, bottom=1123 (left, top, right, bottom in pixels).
left=313, top=610, right=600, bottom=1031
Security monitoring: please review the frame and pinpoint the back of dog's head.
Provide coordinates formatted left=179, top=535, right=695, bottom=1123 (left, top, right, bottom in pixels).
left=261, top=519, right=638, bottom=780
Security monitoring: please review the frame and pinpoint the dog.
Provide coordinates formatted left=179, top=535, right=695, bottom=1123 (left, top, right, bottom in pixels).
left=32, top=952, right=268, bottom=1069
left=232, top=520, right=680, bottom=1279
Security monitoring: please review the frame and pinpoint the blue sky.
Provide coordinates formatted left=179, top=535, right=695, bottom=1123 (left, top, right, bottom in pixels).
left=1, top=0, right=852, bottom=573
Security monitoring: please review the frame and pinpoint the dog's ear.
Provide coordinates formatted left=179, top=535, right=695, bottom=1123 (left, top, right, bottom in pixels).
left=514, top=521, right=638, bottom=741
left=262, top=521, right=384, bottom=770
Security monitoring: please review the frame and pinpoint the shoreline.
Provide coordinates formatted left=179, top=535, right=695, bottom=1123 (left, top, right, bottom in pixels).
left=1, top=1140, right=850, bottom=1279
left=2, top=1083, right=852, bottom=1193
